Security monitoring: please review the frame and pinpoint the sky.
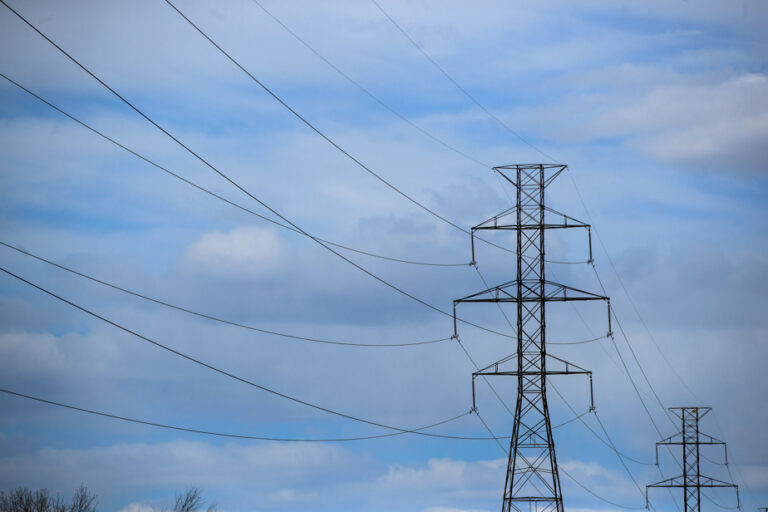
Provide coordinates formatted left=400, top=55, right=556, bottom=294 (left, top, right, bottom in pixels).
left=0, top=0, right=766, bottom=511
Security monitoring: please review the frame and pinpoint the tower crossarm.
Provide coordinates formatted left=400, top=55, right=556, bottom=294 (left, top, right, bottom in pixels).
left=493, top=163, right=568, bottom=188
left=454, top=280, right=608, bottom=304
left=646, top=475, right=740, bottom=509
left=469, top=206, right=592, bottom=264
left=471, top=354, right=594, bottom=412
left=647, top=475, right=737, bottom=488
left=472, top=206, right=589, bottom=231
left=453, top=281, right=609, bottom=336
left=658, top=433, right=725, bottom=445
left=655, top=432, right=728, bottom=465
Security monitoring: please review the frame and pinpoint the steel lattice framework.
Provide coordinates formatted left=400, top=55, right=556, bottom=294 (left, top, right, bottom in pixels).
left=647, top=407, right=739, bottom=512
left=454, top=164, right=610, bottom=512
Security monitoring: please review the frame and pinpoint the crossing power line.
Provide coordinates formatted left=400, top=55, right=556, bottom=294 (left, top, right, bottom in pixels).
left=0, top=388, right=471, bottom=442
left=161, top=0, right=584, bottom=268
left=0, top=2, right=748, bottom=510
left=247, top=0, right=492, bottom=171
left=0, top=240, right=606, bottom=347
left=369, top=0, right=691, bottom=444
left=0, top=265, right=486, bottom=440
left=0, top=241, right=454, bottom=349
left=162, top=0, right=524, bottom=260
left=0, top=1, right=519, bottom=341
left=0, top=72, right=468, bottom=269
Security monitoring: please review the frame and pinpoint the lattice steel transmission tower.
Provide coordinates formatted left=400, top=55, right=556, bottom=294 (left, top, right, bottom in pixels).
left=647, top=407, right=739, bottom=512
left=453, top=164, right=610, bottom=512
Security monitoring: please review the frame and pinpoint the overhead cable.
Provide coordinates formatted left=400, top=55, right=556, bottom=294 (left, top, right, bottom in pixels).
left=0, top=265, right=494, bottom=440
left=161, top=0, right=522, bottom=258
left=369, top=0, right=558, bottom=163
left=0, top=4, right=515, bottom=340
left=368, top=0, right=684, bottom=439
left=592, top=264, right=677, bottom=429
left=0, top=73, right=466, bottom=269
left=368, top=0, right=688, bottom=435
left=0, top=387, right=471, bottom=442
left=559, top=465, right=648, bottom=510
left=0, top=240, right=452, bottom=348
left=248, top=0, right=491, bottom=171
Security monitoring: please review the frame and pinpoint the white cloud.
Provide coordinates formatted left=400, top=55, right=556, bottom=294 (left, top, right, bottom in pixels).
left=739, top=465, right=768, bottom=490
left=180, top=226, right=285, bottom=279
left=119, top=504, right=160, bottom=512
left=595, top=74, right=768, bottom=174
left=375, top=457, right=503, bottom=494
left=0, top=440, right=372, bottom=497
left=559, top=459, right=643, bottom=501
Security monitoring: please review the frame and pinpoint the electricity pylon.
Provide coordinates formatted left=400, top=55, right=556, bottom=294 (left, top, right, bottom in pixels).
left=647, top=407, right=739, bottom=512
left=453, top=164, right=610, bottom=512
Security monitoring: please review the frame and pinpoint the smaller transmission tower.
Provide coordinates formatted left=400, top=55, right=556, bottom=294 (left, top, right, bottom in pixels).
left=647, top=407, right=739, bottom=512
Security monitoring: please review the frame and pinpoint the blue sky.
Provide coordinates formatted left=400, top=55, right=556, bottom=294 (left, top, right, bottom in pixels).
left=1, top=0, right=767, bottom=511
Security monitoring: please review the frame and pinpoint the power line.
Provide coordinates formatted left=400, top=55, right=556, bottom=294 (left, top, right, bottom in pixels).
left=0, top=265, right=588, bottom=441
left=367, top=0, right=685, bottom=441
left=549, top=383, right=654, bottom=466
left=369, top=0, right=557, bottom=163
left=602, top=319, right=685, bottom=512
left=592, top=264, right=677, bottom=429
left=0, top=240, right=452, bottom=348
left=0, top=75, right=598, bottom=347
left=0, top=4, right=516, bottom=340
left=0, top=265, right=495, bottom=440
left=702, top=492, right=740, bottom=511
left=368, top=0, right=699, bottom=441
left=0, top=385, right=640, bottom=511
left=165, top=0, right=584, bottom=269
left=0, top=72, right=467, bottom=269
left=4, top=4, right=731, bottom=506
left=454, top=334, right=514, bottom=417
left=471, top=408, right=508, bottom=456
left=0, top=387, right=471, bottom=442
left=566, top=168, right=703, bottom=406
left=592, top=408, right=656, bottom=508
left=161, top=0, right=521, bottom=260
left=559, top=465, right=648, bottom=510
left=247, top=0, right=492, bottom=171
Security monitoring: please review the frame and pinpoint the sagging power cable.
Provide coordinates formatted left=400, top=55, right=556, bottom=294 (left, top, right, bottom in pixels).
left=0, top=240, right=452, bottom=348
left=0, top=73, right=466, bottom=269
left=0, top=3, right=515, bottom=340
left=0, top=265, right=493, bottom=440
left=0, top=388, right=471, bottom=442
